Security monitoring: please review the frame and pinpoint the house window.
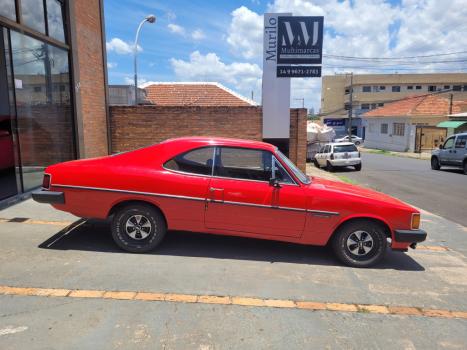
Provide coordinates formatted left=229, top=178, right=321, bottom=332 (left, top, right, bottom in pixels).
left=428, top=85, right=436, bottom=92
left=416, top=85, right=422, bottom=90
left=381, top=123, right=388, bottom=134
left=393, top=123, right=405, bottom=136
left=407, top=86, right=413, bottom=90
left=361, top=103, right=370, bottom=110
left=392, top=86, right=401, bottom=92
left=453, top=85, right=462, bottom=91
left=444, top=85, right=450, bottom=90
left=379, top=86, right=386, bottom=90
left=463, top=85, right=467, bottom=91
left=362, top=86, right=371, bottom=92
left=378, top=103, right=384, bottom=107
left=371, top=103, right=377, bottom=109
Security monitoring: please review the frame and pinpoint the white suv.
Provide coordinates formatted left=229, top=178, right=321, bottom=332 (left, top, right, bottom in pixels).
left=313, top=142, right=362, bottom=171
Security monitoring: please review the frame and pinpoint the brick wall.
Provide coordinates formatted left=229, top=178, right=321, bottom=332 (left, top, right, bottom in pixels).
left=71, top=0, right=108, bottom=158
left=110, top=106, right=307, bottom=171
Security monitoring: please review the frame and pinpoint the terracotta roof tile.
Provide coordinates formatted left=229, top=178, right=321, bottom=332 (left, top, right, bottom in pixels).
left=143, top=82, right=256, bottom=106
left=363, top=95, right=467, bottom=118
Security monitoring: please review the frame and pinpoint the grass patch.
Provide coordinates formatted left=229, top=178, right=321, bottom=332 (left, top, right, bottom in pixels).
left=365, top=149, right=391, bottom=155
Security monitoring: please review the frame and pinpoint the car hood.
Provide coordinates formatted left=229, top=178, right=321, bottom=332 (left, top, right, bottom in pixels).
left=308, top=176, right=413, bottom=209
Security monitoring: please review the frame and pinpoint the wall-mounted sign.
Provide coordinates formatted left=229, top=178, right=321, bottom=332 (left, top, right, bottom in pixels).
left=277, top=65, right=321, bottom=78
left=324, top=118, right=345, bottom=127
left=277, top=16, right=323, bottom=64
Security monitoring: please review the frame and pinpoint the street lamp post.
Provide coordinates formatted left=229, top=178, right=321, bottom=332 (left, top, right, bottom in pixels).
left=134, top=14, right=156, bottom=105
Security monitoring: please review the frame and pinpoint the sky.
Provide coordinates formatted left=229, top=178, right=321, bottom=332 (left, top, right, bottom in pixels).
left=104, top=0, right=467, bottom=111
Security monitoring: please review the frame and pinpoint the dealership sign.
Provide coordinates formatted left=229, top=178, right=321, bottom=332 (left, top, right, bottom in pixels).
left=262, top=14, right=324, bottom=139
left=277, top=16, right=323, bottom=64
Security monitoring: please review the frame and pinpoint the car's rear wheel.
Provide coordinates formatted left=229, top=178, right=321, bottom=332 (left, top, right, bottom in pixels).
left=354, top=163, right=362, bottom=171
left=332, top=220, right=387, bottom=268
left=463, top=161, right=467, bottom=175
left=326, top=161, right=334, bottom=172
left=111, top=204, right=166, bottom=253
left=431, top=157, right=441, bottom=170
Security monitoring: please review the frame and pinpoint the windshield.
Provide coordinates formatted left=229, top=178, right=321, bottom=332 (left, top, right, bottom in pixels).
left=276, top=150, right=310, bottom=184
left=333, top=144, right=358, bottom=153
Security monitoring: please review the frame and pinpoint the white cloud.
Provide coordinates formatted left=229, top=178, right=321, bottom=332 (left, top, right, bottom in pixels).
left=192, top=29, right=206, bottom=41
left=124, top=76, right=148, bottom=87
left=107, top=62, right=117, bottom=69
left=170, top=51, right=262, bottom=101
left=106, top=38, right=141, bottom=55
left=226, top=6, right=263, bottom=59
left=168, top=23, right=186, bottom=35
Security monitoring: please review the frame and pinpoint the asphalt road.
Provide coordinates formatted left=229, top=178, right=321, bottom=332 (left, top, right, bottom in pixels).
left=340, top=153, right=467, bottom=227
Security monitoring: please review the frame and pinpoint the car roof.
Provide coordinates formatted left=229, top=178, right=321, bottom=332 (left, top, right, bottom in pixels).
left=329, top=142, right=355, bottom=146
left=159, top=136, right=277, bottom=152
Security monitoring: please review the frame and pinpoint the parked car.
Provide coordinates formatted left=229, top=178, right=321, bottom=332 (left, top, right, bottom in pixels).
left=335, top=135, right=363, bottom=145
left=431, top=132, right=467, bottom=174
left=32, top=137, right=426, bottom=268
left=313, top=142, right=362, bottom=171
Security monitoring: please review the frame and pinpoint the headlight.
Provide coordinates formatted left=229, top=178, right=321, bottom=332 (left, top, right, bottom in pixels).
left=411, top=213, right=420, bottom=230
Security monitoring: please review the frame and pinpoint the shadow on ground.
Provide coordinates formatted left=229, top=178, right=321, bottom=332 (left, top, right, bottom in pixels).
left=38, top=219, right=425, bottom=271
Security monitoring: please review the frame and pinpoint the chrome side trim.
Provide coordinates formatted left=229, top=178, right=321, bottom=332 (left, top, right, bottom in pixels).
left=52, top=184, right=339, bottom=216
left=53, top=184, right=205, bottom=202
left=208, top=199, right=306, bottom=212
left=308, top=210, right=340, bottom=217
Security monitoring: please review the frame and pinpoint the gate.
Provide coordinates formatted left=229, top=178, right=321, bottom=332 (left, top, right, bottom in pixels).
left=415, top=126, right=447, bottom=153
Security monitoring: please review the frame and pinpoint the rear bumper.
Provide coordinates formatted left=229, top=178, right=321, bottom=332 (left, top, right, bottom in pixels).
left=32, top=190, right=65, bottom=204
left=330, top=158, right=361, bottom=166
left=394, top=229, right=427, bottom=243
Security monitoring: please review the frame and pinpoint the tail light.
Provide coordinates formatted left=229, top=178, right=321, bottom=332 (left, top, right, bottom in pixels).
left=411, top=213, right=420, bottom=230
left=42, top=174, right=51, bottom=189
left=330, top=153, right=334, bottom=160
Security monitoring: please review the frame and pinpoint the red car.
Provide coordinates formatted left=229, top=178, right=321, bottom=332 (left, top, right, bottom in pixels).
left=33, top=137, right=426, bottom=267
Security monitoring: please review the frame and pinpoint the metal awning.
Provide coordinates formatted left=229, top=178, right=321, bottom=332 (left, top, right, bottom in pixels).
left=436, top=121, right=467, bottom=128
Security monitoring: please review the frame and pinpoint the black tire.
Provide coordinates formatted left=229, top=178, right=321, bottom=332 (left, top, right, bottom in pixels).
left=431, top=157, right=440, bottom=170
left=111, top=204, right=166, bottom=253
left=354, top=163, right=362, bottom=171
left=355, top=141, right=361, bottom=146
left=326, top=161, right=334, bottom=172
left=313, top=159, right=320, bottom=168
left=464, top=161, right=467, bottom=175
left=332, top=220, right=387, bottom=268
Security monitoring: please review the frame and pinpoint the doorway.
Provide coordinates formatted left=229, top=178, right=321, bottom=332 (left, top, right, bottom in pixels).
left=0, top=26, right=18, bottom=201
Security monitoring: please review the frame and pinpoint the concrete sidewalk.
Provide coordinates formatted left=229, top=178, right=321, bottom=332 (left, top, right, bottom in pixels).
left=1, top=196, right=466, bottom=349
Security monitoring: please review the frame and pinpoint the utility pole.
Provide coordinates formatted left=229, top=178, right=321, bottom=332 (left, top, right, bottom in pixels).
left=449, top=93, right=453, bottom=115
left=347, top=72, right=353, bottom=138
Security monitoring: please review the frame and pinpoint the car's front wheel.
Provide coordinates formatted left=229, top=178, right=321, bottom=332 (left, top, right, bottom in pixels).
left=111, top=204, right=166, bottom=253
left=332, top=220, right=387, bottom=268
left=355, top=141, right=361, bottom=146
left=354, top=163, right=362, bottom=171
left=463, top=161, right=467, bottom=175
left=431, top=157, right=441, bottom=170
left=313, top=159, right=320, bottom=168
left=326, top=161, right=334, bottom=172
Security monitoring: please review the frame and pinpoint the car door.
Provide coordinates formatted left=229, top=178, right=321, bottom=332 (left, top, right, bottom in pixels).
left=439, top=136, right=455, bottom=165
left=453, top=135, right=467, bottom=166
left=204, top=146, right=306, bottom=238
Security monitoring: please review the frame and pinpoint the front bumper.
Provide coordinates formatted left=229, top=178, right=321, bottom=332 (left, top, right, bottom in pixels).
left=32, top=190, right=65, bottom=204
left=394, top=229, right=427, bottom=243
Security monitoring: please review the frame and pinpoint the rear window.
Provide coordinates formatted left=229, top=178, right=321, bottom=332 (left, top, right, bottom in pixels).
left=333, top=144, right=358, bottom=153
left=164, top=147, right=214, bottom=175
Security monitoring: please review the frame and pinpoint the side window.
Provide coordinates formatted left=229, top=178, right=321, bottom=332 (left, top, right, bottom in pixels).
left=273, top=157, right=294, bottom=184
left=214, top=147, right=270, bottom=181
left=443, top=137, right=455, bottom=149
left=164, top=147, right=214, bottom=175
left=455, top=135, right=467, bottom=149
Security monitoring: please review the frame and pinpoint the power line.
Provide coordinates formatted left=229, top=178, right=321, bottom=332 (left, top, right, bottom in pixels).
left=323, top=50, right=467, bottom=61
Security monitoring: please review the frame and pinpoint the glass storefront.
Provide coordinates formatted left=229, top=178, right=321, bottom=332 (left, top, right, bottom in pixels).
left=0, top=0, right=75, bottom=202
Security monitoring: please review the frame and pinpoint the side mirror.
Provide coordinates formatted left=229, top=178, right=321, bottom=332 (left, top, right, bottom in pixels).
left=269, top=177, right=281, bottom=188
left=439, top=144, right=443, bottom=149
